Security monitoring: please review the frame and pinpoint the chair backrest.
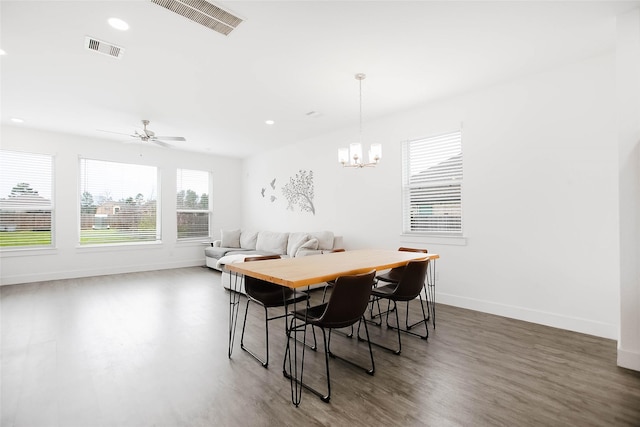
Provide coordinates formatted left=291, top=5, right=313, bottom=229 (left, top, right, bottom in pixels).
left=245, top=255, right=281, bottom=262
left=243, top=255, right=284, bottom=300
left=398, top=247, right=428, bottom=253
left=318, top=270, right=375, bottom=329
left=393, top=258, right=429, bottom=301
left=385, top=247, right=428, bottom=275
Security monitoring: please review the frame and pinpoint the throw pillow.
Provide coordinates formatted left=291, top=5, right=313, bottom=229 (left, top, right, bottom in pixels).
left=256, top=231, right=289, bottom=254
left=287, top=232, right=310, bottom=257
left=296, top=238, right=319, bottom=256
left=310, top=231, right=334, bottom=250
left=240, top=230, right=258, bottom=249
left=221, top=229, right=241, bottom=248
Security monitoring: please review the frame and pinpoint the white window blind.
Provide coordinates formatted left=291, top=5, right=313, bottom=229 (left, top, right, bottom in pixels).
left=402, top=130, right=463, bottom=234
left=0, top=150, right=54, bottom=248
left=176, top=168, right=211, bottom=239
left=80, top=158, right=159, bottom=244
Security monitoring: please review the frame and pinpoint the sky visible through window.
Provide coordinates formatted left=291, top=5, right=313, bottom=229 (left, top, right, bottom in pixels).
left=0, top=151, right=52, bottom=199
left=177, top=169, right=209, bottom=199
left=80, top=159, right=157, bottom=202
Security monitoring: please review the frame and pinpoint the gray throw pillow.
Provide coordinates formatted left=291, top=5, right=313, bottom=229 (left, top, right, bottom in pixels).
left=221, top=229, right=241, bottom=248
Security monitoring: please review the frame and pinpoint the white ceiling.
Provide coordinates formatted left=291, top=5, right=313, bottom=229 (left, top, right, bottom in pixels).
left=1, top=1, right=638, bottom=158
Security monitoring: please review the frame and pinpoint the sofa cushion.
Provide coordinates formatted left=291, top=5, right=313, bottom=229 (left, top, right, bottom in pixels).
left=256, top=231, right=289, bottom=254
left=310, top=231, right=334, bottom=250
left=287, top=232, right=310, bottom=257
left=240, top=230, right=258, bottom=249
left=221, top=229, right=241, bottom=248
left=205, top=246, right=236, bottom=259
left=297, top=238, right=319, bottom=256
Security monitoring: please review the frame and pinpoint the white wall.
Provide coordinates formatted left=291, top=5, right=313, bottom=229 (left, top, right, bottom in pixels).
left=243, top=53, right=619, bottom=339
left=617, top=8, right=640, bottom=371
left=0, top=126, right=243, bottom=285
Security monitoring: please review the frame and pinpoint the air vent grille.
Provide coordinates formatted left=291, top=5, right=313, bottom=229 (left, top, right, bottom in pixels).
left=151, top=0, right=243, bottom=36
left=84, top=37, right=125, bottom=59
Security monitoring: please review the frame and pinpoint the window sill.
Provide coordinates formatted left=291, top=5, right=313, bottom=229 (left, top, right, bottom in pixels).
left=176, top=239, right=211, bottom=246
left=76, top=241, right=163, bottom=253
left=400, top=234, right=467, bottom=246
left=0, top=247, right=58, bottom=257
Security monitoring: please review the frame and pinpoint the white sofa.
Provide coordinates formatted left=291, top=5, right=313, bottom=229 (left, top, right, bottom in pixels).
left=205, top=229, right=343, bottom=293
left=205, top=229, right=343, bottom=270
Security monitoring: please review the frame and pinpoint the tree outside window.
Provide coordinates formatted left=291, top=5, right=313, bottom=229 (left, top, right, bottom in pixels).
left=0, top=150, right=53, bottom=248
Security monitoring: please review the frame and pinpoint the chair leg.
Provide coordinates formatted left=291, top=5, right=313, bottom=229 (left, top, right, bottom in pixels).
left=366, top=296, right=386, bottom=326
left=364, top=296, right=430, bottom=354
left=321, top=328, right=331, bottom=402
left=285, top=320, right=375, bottom=403
left=393, top=301, right=402, bottom=354
left=282, top=296, right=317, bottom=351
left=386, top=297, right=429, bottom=341
left=359, top=300, right=401, bottom=355
left=240, top=297, right=250, bottom=349
left=283, top=320, right=332, bottom=404
left=406, top=292, right=429, bottom=331
left=359, top=318, right=375, bottom=375
left=240, top=300, right=270, bottom=368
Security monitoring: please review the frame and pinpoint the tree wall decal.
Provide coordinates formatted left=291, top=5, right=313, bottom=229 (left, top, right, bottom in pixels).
left=281, top=170, right=315, bottom=215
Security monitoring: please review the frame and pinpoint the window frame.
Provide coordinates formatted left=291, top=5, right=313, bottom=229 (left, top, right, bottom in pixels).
left=401, top=130, right=463, bottom=237
left=0, top=149, right=55, bottom=250
left=176, top=168, right=212, bottom=241
left=78, top=157, right=161, bottom=246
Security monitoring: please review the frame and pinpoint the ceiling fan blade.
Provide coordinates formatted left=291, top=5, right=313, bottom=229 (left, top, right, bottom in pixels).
left=155, top=136, right=186, bottom=142
left=152, top=140, right=172, bottom=148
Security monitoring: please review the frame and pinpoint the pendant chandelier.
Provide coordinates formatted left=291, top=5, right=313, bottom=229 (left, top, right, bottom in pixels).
left=338, top=73, right=382, bottom=168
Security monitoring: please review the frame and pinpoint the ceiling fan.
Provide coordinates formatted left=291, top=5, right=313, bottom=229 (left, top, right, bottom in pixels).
left=99, top=120, right=186, bottom=147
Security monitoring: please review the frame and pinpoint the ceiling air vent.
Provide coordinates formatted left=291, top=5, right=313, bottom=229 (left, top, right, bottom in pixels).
left=150, top=0, right=243, bottom=36
left=84, top=36, right=125, bottom=59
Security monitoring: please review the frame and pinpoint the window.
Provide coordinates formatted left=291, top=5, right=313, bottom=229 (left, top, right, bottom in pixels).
left=402, top=130, right=463, bottom=235
left=80, top=158, right=159, bottom=245
left=177, top=169, right=211, bottom=239
left=0, top=150, right=54, bottom=248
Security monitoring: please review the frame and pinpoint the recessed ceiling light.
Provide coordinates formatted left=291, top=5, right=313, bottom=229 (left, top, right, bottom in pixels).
left=265, top=120, right=275, bottom=125
left=108, top=17, right=129, bottom=31
left=10, top=117, right=24, bottom=123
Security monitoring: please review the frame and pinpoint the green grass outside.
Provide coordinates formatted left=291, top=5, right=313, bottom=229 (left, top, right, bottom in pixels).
left=80, top=229, right=155, bottom=244
left=0, top=231, right=52, bottom=247
left=0, top=229, right=155, bottom=247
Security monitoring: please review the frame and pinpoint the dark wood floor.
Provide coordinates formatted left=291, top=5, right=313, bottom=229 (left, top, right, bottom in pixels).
left=2, top=267, right=639, bottom=427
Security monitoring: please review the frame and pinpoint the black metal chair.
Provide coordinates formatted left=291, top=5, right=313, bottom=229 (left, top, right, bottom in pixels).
left=285, top=270, right=376, bottom=403
left=364, top=258, right=430, bottom=355
left=240, top=255, right=309, bottom=368
left=375, top=247, right=427, bottom=284
left=372, top=247, right=433, bottom=329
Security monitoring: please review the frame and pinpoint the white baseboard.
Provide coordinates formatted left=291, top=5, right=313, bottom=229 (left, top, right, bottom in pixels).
left=438, top=293, right=618, bottom=340
left=617, top=345, right=640, bottom=371
left=0, top=259, right=206, bottom=286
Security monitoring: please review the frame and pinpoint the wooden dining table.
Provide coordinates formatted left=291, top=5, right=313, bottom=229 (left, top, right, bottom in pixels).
left=224, top=248, right=440, bottom=405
